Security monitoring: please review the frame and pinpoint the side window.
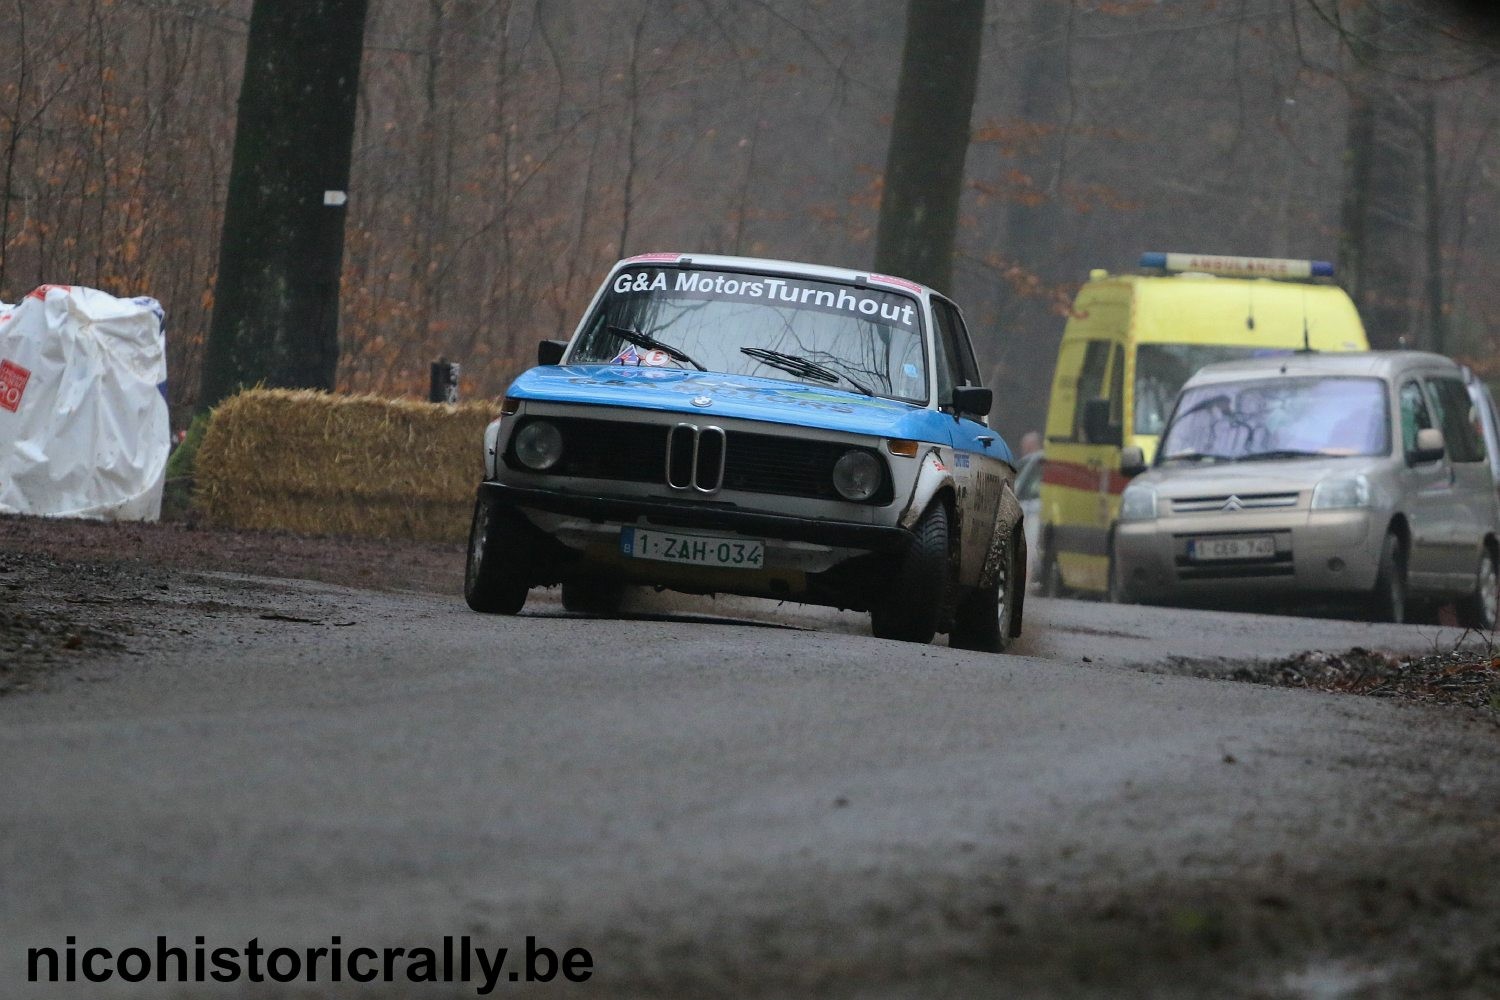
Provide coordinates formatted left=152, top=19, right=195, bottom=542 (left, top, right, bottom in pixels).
left=1425, top=378, right=1485, bottom=463
left=1071, top=340, right=1111, bottom=441
left=930, top=301, right=969, bottom=407
left=931, top=306, right=957, bottom=406
left=1399, top=381, right=1433, bottom=455
left=940, top=301, right=982, bottom=387
left=1108, top=344, right=1124, bottom=426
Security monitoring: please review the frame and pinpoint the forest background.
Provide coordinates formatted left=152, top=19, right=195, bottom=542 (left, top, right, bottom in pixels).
left=1, top=0, right=1496, bottom=435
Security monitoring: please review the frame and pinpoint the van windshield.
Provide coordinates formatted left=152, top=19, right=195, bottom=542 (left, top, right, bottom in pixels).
left=1158, top=376, right=1390, bottom=463
left=1135, top=344, right=1295, bottom=435
left=572, top=267, right=928, bottom=403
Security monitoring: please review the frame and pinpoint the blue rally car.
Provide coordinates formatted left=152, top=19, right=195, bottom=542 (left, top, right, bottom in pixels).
left=465, top=253, right=1026, bottom=651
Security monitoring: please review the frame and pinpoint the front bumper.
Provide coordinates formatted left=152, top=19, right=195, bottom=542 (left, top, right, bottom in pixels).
left=1114, top=507, right=1382, bottom=605
left=480, top=480, right=912, bottom=606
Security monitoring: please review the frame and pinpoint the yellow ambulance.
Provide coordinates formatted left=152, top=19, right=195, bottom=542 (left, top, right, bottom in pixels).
left=1038, top=252, right=1369, bottom=598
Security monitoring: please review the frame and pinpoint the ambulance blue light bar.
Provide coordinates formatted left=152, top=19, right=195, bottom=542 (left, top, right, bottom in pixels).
left=1140, top=252, right=1334, bottom=280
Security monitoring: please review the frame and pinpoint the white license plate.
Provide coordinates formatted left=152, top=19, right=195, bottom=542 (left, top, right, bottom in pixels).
left=1188, top=535, right=1276, bottom=561
left=620, top=527, right=765, bottom=569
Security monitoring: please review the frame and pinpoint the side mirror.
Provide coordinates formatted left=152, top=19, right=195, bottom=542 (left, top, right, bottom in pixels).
left=1120, top=445, right=1147, bottom=477
left=952, top=385, right=993, bottom=418
left=537, top=339, right=568, bottom=366
left=1082, top=398, right=1122, bottom=447
left=1409, top=426, right=1445, bottom=464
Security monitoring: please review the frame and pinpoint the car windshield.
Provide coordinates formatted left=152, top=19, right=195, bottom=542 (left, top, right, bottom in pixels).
left=1134, top=343, right=1296, bottom=436
left=1158, top=376, right=1390, bottom=463
left=571, top=266, right=928, bottom=403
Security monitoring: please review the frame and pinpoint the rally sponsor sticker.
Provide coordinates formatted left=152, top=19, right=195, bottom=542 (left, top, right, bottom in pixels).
left=610, top=269, right=920, bottom=329
left=0, top=359, right=31, bottom=413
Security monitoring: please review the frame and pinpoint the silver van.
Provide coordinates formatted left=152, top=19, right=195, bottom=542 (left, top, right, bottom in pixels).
left=1112, top=352, right=1500, bottom=626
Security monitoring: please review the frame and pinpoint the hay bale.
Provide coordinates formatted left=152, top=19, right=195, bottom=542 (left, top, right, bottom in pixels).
left=195, top=389, right=498, bottom=542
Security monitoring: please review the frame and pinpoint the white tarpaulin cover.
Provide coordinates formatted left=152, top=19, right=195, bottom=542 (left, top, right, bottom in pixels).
left=0, top=284, right=169, bottom=520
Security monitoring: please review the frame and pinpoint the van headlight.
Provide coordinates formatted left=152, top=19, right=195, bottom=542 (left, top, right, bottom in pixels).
left=1311, top=474, right=1371, bottom=510
left=1120, top=484, right=1158, bottom=521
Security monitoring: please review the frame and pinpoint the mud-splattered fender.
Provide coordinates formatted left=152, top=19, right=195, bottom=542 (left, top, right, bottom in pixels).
left=979, top=480, right=1026, bottom=637
left=899, top=449, right=956, bottom=529
left=483, top=418, right=503, bottom=479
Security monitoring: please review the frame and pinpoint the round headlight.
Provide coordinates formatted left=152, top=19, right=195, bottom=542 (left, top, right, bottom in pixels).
left=514, top=420, right=564, bottom=471
left=832, top=449, right=883, bottom=502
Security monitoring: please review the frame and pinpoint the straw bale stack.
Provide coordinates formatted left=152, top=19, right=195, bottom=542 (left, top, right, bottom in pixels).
left=194, top=389, right=498, bottom=542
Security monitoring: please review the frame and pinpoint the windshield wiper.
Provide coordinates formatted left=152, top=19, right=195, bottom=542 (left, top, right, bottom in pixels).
left=1237, top=449, right=1328, bottom=462
left=1161, top=451, right=1234, bottom=464
left=606, top=325, right=707, bottom=371
left=740, top=346, right=873, bottom=396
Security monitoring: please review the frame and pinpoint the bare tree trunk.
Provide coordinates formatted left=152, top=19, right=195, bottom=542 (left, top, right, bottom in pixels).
left=874, top=0, right=985, bottom=294
left=617, top=7, right=649, bottom=256
left=1422, top=96, right=1446, bottom=355
left=0, top=0, right=31, bottom=292
left=200, top=0, right=370, bottom=408
left=1337, top=0, right=1421, bottom=349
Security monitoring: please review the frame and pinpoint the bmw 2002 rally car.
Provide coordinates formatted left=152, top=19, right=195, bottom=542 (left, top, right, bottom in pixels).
left=465, top=253, right=1026, bottom=650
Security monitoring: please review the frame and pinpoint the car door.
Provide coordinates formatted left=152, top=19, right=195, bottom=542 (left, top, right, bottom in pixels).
left=1424, top=374, right=1489, bottom=587
left=931, top=298, right=1008, bottom=587
left=1398, top=377, right=1457, bottom=590
left=1042, top=337, right=1121, bottom=592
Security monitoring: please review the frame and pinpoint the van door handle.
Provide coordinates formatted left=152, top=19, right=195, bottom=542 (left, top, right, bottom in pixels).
left=977, top=435, right=994, bottom=449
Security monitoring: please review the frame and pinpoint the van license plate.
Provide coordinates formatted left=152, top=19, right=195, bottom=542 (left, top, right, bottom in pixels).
left=1188, top=536, right=1276, bottom=561
left=620, top=527, right=764, bottom=569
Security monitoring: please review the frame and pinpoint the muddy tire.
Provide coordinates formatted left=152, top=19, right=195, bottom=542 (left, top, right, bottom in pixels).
left=561, top=578, right=626, bottom=616
left=1456, top=546, right=1499, bottom=632
left=871, top=502, right=953, bottom=645
left=464, top=493, right=532, bottom=614
left=1367, top=531, right=1407, bottom=624
left=951, top=530, right=1020, bottom=653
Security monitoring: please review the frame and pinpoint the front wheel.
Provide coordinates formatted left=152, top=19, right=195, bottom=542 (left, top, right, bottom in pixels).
left=1456, top=547, right=1499, bottom=631
left=871, top=502, right=953, bottom=645
left=464, top=493, right=533, bottom=614
left=1366, top=531, right=1407, bottom=624
left=951, top=530, right=1021, bottom=653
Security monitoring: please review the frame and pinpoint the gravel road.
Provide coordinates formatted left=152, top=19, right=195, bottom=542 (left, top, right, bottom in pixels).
left=2, top=524, right=1499, bottom=998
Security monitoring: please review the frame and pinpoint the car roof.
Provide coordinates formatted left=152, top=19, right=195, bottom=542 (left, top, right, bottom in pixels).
left=1184, top=350, right=1460, bottom=387
left=610, top=252, right=935, bottom=299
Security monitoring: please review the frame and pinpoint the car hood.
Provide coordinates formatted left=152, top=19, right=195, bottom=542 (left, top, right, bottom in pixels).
left=1134, top=457, right=1374, bottom=497
left=507, top=364, right=945, bottom=441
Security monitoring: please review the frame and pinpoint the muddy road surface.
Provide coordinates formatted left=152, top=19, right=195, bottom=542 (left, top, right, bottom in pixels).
left=2, top=519, right=1499, bottom=998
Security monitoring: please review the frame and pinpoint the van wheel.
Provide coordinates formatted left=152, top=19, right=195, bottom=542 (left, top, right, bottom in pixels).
left=464, top=493, right=532, bottom=614
left=871, top=502, right=952, bottom=645
left=562, top=578, right=626, bottom=616
left=951, top=531, right=1020, bottom=653
left=1106, top=541, right=1132, bottom=604
left=1456, top=547, right=1499, bottom=631
left=1040, top=541, right=1064, bottom=598
left=1366, top=532, right=1407, bottom=624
